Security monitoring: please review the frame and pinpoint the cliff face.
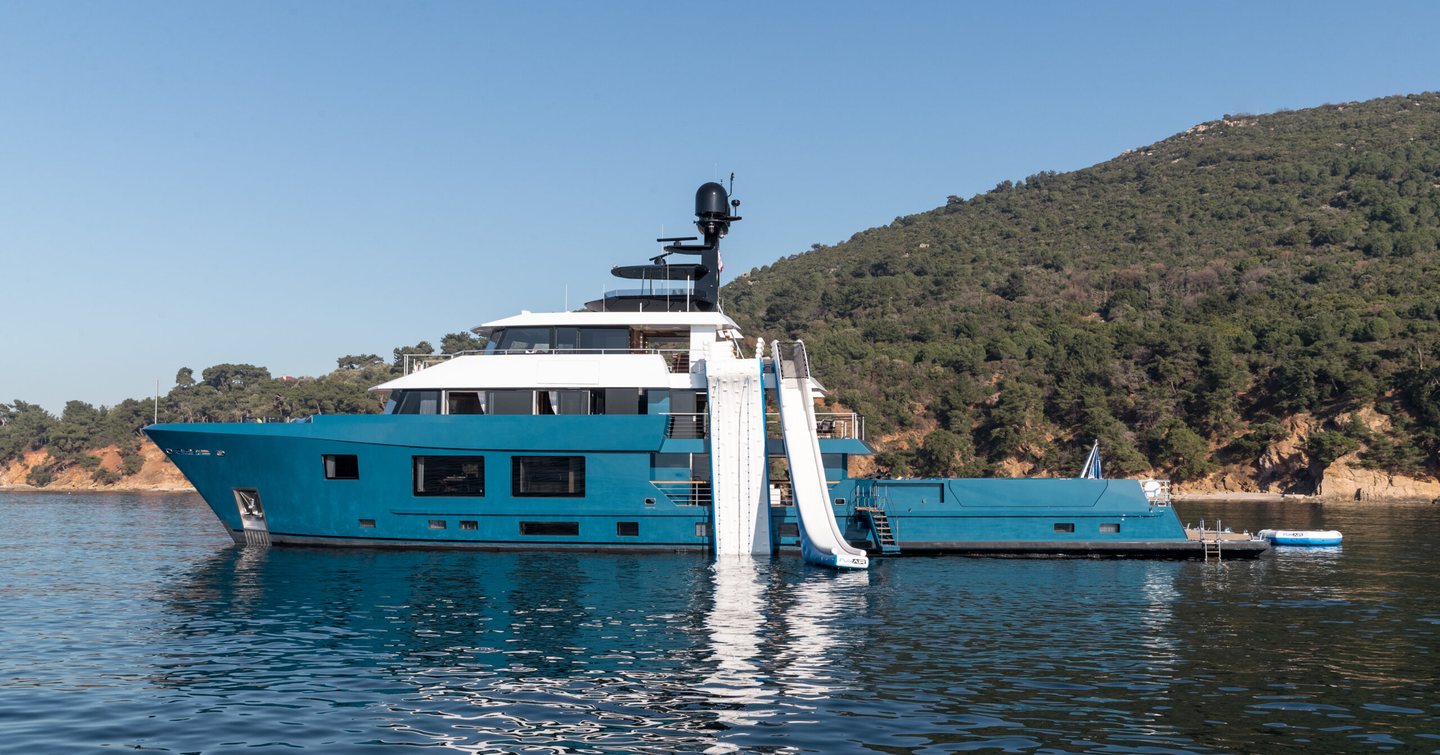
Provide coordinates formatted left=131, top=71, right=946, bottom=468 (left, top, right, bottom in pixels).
left=0, top=440, right=193, bottom=492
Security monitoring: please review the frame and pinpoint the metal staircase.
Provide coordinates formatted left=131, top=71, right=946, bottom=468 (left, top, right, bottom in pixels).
left=854, top=480, right=901, bottom=554
left=858, top=506, right=900, bottom=554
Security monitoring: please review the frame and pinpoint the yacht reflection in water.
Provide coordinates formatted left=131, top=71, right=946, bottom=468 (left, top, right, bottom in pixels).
left=156, top=547, right=872, bottom=752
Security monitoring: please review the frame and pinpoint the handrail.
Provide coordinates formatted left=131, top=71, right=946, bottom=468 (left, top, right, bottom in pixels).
left=404, top=348, right=692, bottom=375
left=652, top=480, right=712, bottom=506
left=764, top=412, right=864, bottom=440
left=662, top=412, right=708, bottom=439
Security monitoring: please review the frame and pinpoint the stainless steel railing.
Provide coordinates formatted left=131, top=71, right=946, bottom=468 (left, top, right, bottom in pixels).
left=404, top=348, right=691, bottom=375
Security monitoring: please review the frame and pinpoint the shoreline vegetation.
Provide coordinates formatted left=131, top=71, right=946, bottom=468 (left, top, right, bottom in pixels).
left=4, top=94, right=1439, bottom=501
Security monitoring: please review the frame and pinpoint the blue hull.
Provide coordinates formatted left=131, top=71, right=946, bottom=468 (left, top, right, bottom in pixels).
left=146, top=419, right=1257, bottom=558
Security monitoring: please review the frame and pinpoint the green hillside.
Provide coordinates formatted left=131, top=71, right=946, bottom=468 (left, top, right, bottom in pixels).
left=724, top=93, right=1440, bottom=488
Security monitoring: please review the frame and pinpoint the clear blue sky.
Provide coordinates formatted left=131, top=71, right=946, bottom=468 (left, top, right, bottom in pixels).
left=3, top=1, right=1437, bottom=413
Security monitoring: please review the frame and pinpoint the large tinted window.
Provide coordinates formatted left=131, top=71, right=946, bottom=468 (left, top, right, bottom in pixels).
left=538, top=390, right=590, bottom=415
left=579, top=328, right=629, bottom=350
left=447, top=391, right=484, bottom=415
left=487, top=390, right=533, bottom=415
left=601, top=388, right=644, bottom=415
left=495, top=327, right=553, bottom=352
left=413, top=456, right=485, bottom=496
left=512, top=456, right=585, bottom=497
left=395, top=390, right=441, bottom=415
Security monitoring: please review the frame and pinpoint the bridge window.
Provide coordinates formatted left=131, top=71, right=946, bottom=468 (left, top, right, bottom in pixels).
left=512, top=456, right=586, bottom=497
left=323, top=454, right=359, bottom=480
left=495, top=327, right=553, bottom=353
left=413, top=456, right=485, bottom=496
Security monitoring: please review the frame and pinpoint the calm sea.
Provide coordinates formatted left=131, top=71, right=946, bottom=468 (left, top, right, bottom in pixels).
left=1, top=492, right=1436, bottom=754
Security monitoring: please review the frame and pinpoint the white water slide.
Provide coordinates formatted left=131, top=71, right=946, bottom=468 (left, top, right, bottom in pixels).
left=770, top=341, right=870, bottom=570
left=707, top=340, right=771, bottom=556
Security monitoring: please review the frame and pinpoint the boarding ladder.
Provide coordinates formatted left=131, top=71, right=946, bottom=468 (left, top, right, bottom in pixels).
left=1199, top=517, right=1223, bottom=562
left=853, top=481, right=901, bottom=554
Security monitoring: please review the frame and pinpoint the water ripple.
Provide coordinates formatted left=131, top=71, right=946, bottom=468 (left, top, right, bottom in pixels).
left=2, top=494, right=1439, bottom=752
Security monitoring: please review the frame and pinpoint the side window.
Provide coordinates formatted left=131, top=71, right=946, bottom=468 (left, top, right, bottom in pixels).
left=413, top=456, right=485, bottom=496
left=447, top=391, right=484, bottom=415
left=324, top=454, right=359, bottom=480
left=487, top=390, right=534, bottom=415
left=395, top=390, right=441, bottom=415
left=512, top=456, right=586, bottom=497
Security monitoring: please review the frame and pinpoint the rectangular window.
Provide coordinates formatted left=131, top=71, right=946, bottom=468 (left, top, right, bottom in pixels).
left=447, top=391, right=484, bottom=415
left=395, top=390, right=441, bottom=415
left=520, top=521, right=579, bottom=536
left=538, top=389, right=590, bottom=415
left=778, top=522, right=799, bottom=538
left=617, top=521, right=639, bottom=537
left=359, top=518, right=376, bottom=528
left=579, top=327, right=630, bottom=351
left=460, top=520, right=478, bottom=531
left=324, top=454, right=359, bottom=480
left=496, top=327, right=553, bottom=352
left=1100, top=523, right=1121, bottom=533
left=487, top=390, right=535, bottom=415
left=413, top=456, right=485, bottom=496
left=602, top=387, right=643, bottom=415
left=512, top=456, right=586, bottom=497
left=1054, top=522, right=1076, bottom=533
left=695, top=522, right=710, bottom=538
left=428, top=520, right=447, bottom=530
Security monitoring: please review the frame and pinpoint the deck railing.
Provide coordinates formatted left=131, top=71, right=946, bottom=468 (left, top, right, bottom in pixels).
left=404, top=348, right=690, bottom=375
left=652, top=480, right=712, bottom=507
left=765, top=412, right=865, bottom=440
left=663, top=413, right=708, bottom=439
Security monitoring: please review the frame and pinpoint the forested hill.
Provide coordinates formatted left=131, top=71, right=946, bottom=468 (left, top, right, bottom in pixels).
left=723, top=93, right=1440, bottom=492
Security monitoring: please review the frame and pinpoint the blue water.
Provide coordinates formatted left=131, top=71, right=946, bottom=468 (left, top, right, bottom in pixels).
left=1, top=493, right=1437, bottom=753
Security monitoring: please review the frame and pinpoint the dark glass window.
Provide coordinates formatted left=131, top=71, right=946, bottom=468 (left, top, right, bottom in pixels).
left=512, top=456, right=586, bottom=497
left=579, top=327, right=629, bottom=350
left=538, top=390, right=590, bottom=415
left=520, top=521, right=579, bottom=536
left=1054, top=522, right=1076, bottom=533
left=487, top=390, right=534, bottom=415
left=602, top=387, right=643, bottom=415
left=358, top=519, right=376, bottom=528
left=395, top=390, right=441, bottom=415
left=778, top=522, right=799, bottom=538
left=617, top=521, right=639, bottom=537
left=428, top=520, right=447, bottom=530
left=324, top=454, right=359, bottom=480
left=447, top=391, right=484, bottom=415
left=496, top=327, right=553, bottom=352
left=460, top=520, right=479, bottom=531
left=413, top=456, right=485, bottom=496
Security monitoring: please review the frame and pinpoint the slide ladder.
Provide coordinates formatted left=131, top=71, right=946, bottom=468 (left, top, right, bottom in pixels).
left=770, top=340, right=869, bottom=570
left=707, top=340, right=771, bottom=557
